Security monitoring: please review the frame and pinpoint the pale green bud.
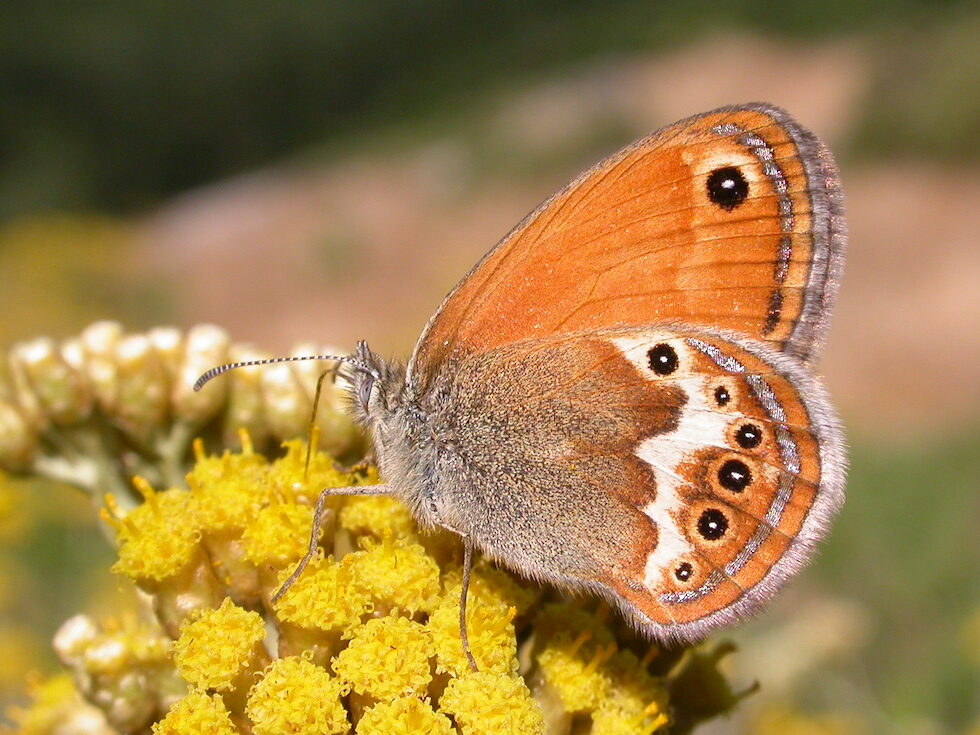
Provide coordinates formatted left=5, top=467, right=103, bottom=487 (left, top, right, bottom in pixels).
left=171, top=324, right=230, bottom=424
left=114, top=335, right=170, bottom=440
left=222, top=344, right=269, bottom=446
left=0, top=399, right=37, bottom=470
left=80, top=321, right=124, bottom=413
left=12, top=337, right=92, bottom=424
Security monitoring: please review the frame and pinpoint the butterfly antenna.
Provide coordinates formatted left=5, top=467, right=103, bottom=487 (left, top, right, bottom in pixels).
left=193, top=353, right=377, bottom=392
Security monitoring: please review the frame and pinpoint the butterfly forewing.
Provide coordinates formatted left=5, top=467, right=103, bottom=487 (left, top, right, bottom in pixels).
left=409, top=104, right=845, bottom=393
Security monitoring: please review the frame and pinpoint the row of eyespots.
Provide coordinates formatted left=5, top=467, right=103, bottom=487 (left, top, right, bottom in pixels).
left=645, top=341, right=766, bottom=581
left=648, top=139, right=788, bottom=575
left=673, top=422, right=770, bottom=580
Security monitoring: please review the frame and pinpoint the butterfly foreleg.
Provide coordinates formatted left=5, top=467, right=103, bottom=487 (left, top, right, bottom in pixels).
left=271, top=484, right=390, bottom=603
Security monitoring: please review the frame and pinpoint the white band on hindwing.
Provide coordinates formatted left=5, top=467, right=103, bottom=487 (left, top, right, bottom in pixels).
left=658, top=338, right=800, bottom=604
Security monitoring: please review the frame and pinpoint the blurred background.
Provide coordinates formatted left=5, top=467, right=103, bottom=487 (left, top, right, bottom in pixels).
left=1, top=1, right=978, bottom=732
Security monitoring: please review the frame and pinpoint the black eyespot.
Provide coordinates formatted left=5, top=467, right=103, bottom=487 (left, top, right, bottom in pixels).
left=647, top=343, right=678, bottom=376
left=735, top=423, right=762, bottom=449
left=718, top=459, right=752, bottom=493
left=675, top=562, right=693, bottom=582
left=714, top=385, right=731, bottom=406
left=697, top=509, right=728, bottom=540
left=707, top=166, right=749, bottom=211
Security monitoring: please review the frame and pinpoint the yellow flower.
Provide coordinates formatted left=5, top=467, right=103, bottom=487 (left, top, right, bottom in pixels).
left=245, top=656, right=349, bottom=735
left=172, top=598, right=268, bottom=692
left=342, top=535, right=442, bottom=616
left=332, top=616, right=434, bottom=700
left=5, top=384, right=745, bottom=734
left=356, top=697, right=453, bottom=735
left=590, top=650, right=670, bottom=734
left=151, top=691, right=237, bottom=735
left=428, top=593, right=518, bottom=677
left=239, top=500, right=316, bottom=568
left=272, top=554, right=368, bottom=636
left=440, top=671, right=544, bottom=735
left=186, top=441, right=269, bottom=532
left=109, top=479, right=201, bottom=584
left=534, top=610, right=618, bottom=713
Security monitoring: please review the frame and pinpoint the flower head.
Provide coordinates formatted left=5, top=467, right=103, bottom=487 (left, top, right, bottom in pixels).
left=151, top=691, right=236, bottom=735
left=245, top=656, right=349, bottom=735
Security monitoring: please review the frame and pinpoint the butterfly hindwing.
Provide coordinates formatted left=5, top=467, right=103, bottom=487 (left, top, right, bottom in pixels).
left=437, top=325, right=844, bottom=641
left=409, top=103, right=845, bottom=392
left=594, top=328, right=844, bottom=638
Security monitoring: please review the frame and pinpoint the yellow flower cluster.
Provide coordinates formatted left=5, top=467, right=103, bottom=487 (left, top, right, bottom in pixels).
left=113, top=438, right=558, bottom=734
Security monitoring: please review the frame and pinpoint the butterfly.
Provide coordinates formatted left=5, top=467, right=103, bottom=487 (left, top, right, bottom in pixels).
left=197, top=102, right=847, bottom=666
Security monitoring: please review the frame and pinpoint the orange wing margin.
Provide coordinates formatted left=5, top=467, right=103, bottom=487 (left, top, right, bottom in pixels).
left=407, top=103, right=845, bottom=390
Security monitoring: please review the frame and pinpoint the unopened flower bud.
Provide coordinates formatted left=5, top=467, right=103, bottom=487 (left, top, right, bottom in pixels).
left=12, top=337, right=92, bottom=424
left=172, top=324, right=230, bottom=424
left=80, top=321, right=124, bottom=412
left=114, top=335, right=169, bottom=440
left=60, top=337, right=86, bottom=371
left=0, top=399, right=37, bottom=470
left=54, top=614, right=100, bottom=665
left=261, top=362, right=308, bottom=441
left=83, top=636, right=129, bottom=676
left=146, top=327, right=183, bottom=383
left=222, top=344, right=270, bottom=446
left=6, top=349, right=44, bottom=429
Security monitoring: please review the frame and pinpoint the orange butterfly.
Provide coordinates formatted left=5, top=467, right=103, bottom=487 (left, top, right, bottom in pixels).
left=199, top=103, right=847, bottom=667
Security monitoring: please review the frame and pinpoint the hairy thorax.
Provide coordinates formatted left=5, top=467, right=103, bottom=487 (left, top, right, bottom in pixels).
left=349, top=345, right=450, bottom=530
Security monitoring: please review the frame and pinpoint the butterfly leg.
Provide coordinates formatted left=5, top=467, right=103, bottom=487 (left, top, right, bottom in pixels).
left=459, top=534, right=479, bottom=672
left=271, top=484, right=389, bottom=603
left=432, top=516, right=479, bottom=672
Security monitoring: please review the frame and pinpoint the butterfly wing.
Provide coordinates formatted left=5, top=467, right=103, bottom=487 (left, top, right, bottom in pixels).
left=439, top=325, right=845, bottom=640
left=408, top=103, right=845, bottom=392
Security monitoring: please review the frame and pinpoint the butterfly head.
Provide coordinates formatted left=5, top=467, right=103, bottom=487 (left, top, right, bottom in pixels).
left=346, top=340, right=406, bottom=425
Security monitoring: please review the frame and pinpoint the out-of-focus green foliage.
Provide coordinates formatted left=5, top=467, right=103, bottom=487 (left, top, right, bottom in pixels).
left=813, top=429, right=980, bottom=731
left=851, top=5, right=980, bottom=162
left=0, top=0, right=974, bottom=218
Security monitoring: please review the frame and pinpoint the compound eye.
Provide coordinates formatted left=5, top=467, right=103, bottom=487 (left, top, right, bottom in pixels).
left=357, top=373, right=376, bottom=411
